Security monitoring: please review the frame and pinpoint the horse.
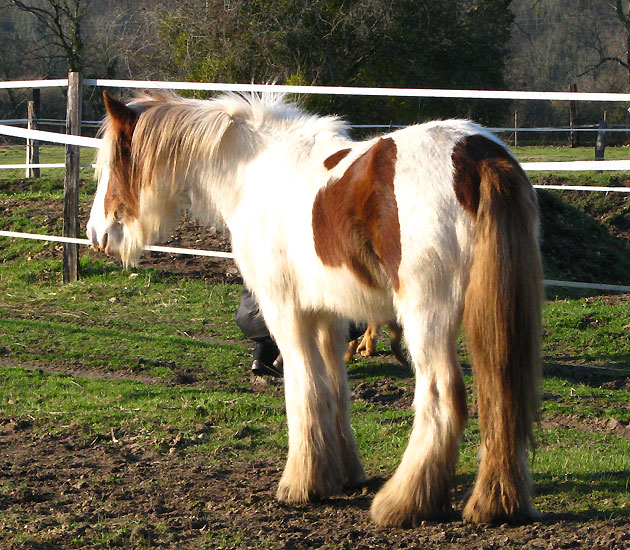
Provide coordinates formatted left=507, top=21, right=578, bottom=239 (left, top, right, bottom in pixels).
left=86, top=90, right=543, bottom=527
left=344, top=321, right=408, bottom=366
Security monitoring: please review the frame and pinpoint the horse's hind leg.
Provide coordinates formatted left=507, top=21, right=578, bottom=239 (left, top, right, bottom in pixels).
left=388, top=320, right=408, bottom=366
left=357, top=322, right=379, bottom=357
left=344, top=337, right=359, bottom=363
left=259, top=304, right=346, bottom=503
left=371, top=308, right=467, bottom=527
left=317, top=315, right=366, bottom=488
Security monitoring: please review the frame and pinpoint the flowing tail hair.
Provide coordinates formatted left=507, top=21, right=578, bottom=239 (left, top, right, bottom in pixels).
left=462, top=152, right=543, bottom=523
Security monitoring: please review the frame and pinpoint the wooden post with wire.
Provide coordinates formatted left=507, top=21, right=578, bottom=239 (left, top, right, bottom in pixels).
left=26, top=94, right=40, bottom=178
left=595, top=112, right=607, bottom=161
left=63, top=72, right=83, bottom=283
left=569, top=84, right=579, bottom=148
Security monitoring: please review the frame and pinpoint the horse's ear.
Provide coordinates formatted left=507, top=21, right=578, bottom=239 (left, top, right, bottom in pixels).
left=103, top=91, right=138, bottom=138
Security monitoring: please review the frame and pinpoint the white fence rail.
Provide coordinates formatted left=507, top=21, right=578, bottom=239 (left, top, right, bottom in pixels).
left=1, top=77, right=630, bottom=290
left=3, top=116, right=630, bottom=176
left=4, top=76, right=630, bottom=101
left=1, top=229, right=629, bottom=292
left=0, top=230, right=235, bottom=259
left=83, top=79, right=630, bottom=103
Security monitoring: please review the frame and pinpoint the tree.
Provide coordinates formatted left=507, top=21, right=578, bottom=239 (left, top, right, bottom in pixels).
left=155, top=0, right=515, bottom=125
left=4, top=0, right=92, bottom=72
left=0, top=0, right=144, bottom=120
left=586, top=0, right=630, bottom=83
left=507, top=0, right=630, bottom=139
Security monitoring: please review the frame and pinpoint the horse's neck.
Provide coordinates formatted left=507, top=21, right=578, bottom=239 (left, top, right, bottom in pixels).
left=186, top=162, right=242, bottom=229
left=188, top=125, right=352, bottom=229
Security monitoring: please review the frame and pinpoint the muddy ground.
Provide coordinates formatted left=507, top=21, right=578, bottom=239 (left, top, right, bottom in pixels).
left=1, top=195, right=629, bottom=548
left=1, top=417, right=629, bottom=550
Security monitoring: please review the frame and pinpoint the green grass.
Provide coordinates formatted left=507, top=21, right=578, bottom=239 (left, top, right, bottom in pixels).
left=1, top=366, right=628, bottom=517
left=512, top=145, right=630, bottom=163
left=0, top=145, right=96, bottom=186
left=0, top=259, right=246, bottom=381
left=0, top=248, right=628, bottom=512
left=532, top=429, right=630, bottom=516
left=0, top=154, right=629, bottom=545
left=542, top=377, right=630, bottom=421
left=543, top=298, right=630, bottom=363
left=0, top=367, right=287, bottom=460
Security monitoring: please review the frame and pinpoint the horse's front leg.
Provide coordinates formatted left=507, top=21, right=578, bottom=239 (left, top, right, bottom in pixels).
left=260, top=304, right=347, bottom=503
left=316, top=315, right=366, bottom=489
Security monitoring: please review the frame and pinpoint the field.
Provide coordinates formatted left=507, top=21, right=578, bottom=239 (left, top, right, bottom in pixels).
left=0, top=145, right=629, bottom=549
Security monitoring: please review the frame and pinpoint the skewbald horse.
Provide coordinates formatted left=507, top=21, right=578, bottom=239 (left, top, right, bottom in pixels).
left=87, top=90, right=543, bottom=527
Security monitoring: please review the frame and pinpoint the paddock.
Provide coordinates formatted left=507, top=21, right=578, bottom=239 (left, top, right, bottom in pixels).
left=0, top=78, right=629, bottom=549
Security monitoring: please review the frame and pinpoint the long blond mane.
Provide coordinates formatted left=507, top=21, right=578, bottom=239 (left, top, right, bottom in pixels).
left=95, top=91, right=348, bottom=264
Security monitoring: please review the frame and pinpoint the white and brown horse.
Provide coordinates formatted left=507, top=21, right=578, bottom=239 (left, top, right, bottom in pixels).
left=87, top=90, right=543, bottom=527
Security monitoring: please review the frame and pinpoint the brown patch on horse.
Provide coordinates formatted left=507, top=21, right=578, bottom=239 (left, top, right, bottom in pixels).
left=451, top=134, right=515, bottom=217
left=103, top=92, right=141, bottom=221
left=312, top=138, right=401, bottom=291
left=323, top=148, right=351, bottom=170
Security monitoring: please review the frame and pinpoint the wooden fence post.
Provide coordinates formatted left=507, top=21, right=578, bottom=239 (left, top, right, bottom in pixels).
left=595, top=112, right=607, bottom=174
left=26, top=98, right=40, bottom=178
left=63, top=72, right=83, bottom=283
left=595, top=112, right=607, bottom=160
left=569, top=84, right=579, bottom=148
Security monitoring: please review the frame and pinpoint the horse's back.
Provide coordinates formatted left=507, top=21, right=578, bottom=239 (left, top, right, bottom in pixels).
left=234, top=119, right=511, bottom=321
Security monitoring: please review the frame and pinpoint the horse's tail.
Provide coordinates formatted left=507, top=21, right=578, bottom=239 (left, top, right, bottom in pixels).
left=462, top=145, right=543, bottom=523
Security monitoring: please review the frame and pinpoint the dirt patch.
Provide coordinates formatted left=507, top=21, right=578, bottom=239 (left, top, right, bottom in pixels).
left=0, top=356, right=167, bottom=386
left=585, top=293, right=630, bottom=307
left=134, top=214, right=240, bottom=284
left=351, top=380, right=413, bottom=409
left=542, top=414, right=630, bottom=439
left=601, top=377, right=630, bottom=391
left=0, top=195, right=240, bottom=283
left=0, top=419, right=628, bottom=550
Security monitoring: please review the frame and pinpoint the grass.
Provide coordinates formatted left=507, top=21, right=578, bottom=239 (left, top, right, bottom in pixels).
left=542, top=377, right=630, bottom=421
left=0, top=145, right=96, bottom=186
left=543, top=298, right=630, bottom=363
left=0, top=264, right=246, bottom=383
left=0, top=367, right=287, bottom=461
left=512, top=145, right=630, bottom=163
left=0, top=153, right=629, bottom=545
left=0, top=245, right=628, bottom=513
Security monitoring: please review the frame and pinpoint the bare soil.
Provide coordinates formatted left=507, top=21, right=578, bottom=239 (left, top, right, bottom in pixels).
left=1, top=413, right=629, bottom=550
left=1, top=196, right=630, bottom=548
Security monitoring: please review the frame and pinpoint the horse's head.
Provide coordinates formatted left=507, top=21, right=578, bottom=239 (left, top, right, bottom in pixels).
left=87, top=89, right=278, bottom=265
left=86, top=92, right=142, bottom=264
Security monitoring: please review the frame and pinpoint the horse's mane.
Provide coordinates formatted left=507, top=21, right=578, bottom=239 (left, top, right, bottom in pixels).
left=96, top=90, right=349, bottom=194
left=95, top=90, right=350, bottom=260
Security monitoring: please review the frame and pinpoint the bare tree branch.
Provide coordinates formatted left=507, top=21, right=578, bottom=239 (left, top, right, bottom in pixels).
left=7, top=0, right=91, bottom=71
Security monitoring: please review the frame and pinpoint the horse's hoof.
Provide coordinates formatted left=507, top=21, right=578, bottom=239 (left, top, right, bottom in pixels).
left=462, top=491, right=538, bottom=525
left=276, top=482, right=311, bottom=505
left=276, top=472, right=343, bottom=504
left=370, top=483, right=450, bottom=528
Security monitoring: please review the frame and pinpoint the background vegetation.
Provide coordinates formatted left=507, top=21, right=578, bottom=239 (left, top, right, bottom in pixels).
left=1, top=0, right=630, bottom=131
